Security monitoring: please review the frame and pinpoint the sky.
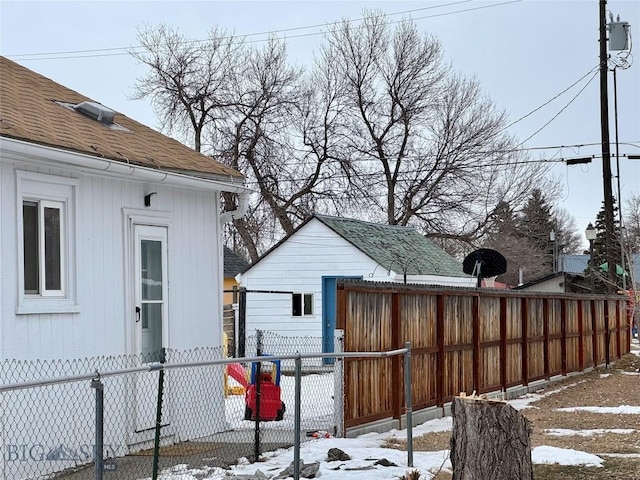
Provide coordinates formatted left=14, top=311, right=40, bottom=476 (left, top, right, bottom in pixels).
left=1, top=0, right=639, bottom=248
left=155, top=339, right=640, bottom=479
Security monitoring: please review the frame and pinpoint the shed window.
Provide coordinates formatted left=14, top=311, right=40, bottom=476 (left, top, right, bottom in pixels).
left=292, top=293, right=314, bottom=317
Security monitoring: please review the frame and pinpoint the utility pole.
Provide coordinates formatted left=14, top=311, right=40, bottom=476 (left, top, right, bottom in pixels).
left=599, top=0, right=617, bottom=294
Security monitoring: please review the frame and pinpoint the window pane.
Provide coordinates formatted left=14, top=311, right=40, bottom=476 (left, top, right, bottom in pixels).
left=141, top=303, right=163, bottom=363
left=292, top=293, right=301, bottom=316
left=141, top=240, right=163, bottom=300
left=23, top=202, right=39, bottom=293
left=44, top=207, right=62, bottom=291
left=303, top=293, right=313, bottom=315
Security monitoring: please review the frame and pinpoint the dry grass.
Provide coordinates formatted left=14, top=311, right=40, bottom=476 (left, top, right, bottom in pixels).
left=389, top=351, right=640, bottom=479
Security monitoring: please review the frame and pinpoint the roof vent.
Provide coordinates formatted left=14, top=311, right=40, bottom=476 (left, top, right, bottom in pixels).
left=74, top=101, right=115, bottom=124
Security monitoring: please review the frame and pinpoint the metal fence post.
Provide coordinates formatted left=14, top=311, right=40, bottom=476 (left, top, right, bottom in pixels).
left=254, top=330, right=263, bottom=461
left=333, top=329, right=344, bottom=438
left=152, top=349, right=167, bottom=480
left=239, top=287, right=247, bottom=357
left=404, top=342, right=413, bottom=468
left=293, top=354, right=302, bottom=480
left=91, top=376, right=104, bottom=480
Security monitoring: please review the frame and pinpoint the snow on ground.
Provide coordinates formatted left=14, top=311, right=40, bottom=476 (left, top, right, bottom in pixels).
left=544, top=428, right=636, bottom=436
left=531, top=446, right=603, bottom=467
left=155, top=355, right=640, bottom=479
left=556, top=405, right=640, bottom=414
left=509, top=381, right=583, bottom=411
left=225, top=372, right=335, bottom=431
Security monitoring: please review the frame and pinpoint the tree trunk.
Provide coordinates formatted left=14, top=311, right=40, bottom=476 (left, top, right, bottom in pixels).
left=451, top=396, right=533, bottom=480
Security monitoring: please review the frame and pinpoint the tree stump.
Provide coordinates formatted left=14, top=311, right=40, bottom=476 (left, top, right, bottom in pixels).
left=450, top=396, right=533, bottom=480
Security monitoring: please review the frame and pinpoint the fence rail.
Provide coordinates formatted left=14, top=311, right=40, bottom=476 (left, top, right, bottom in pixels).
left=0, top=334, right=412, bottom=480
left=337, top=281, right=631, bottom=431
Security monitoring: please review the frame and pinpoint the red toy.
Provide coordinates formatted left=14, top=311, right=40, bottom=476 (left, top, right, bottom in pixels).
left=244, top=372, right=286, bottom=421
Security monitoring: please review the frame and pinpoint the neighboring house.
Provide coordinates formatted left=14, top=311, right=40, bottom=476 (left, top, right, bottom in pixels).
left=514, top=253, right=640, bottom=293
left=0, top=57, right=250, bottom=469
left=238, top=214, right=472, bottom=357
left=223, top=246, right=249, bottom=305
left=560, top=253, right=640, bottom=288
left=513, top=272, right=588, bottom=293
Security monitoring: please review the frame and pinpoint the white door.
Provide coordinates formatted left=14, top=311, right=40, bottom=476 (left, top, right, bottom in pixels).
left=133, top=224, right=168, bottom=432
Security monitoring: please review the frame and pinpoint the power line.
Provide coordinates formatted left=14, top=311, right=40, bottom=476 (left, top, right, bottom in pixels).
left=516, top=69, right=600, bottom=146
left=237, top=154, right=602, bottom=188
left=499, top=63, right=602, bottom=133
left=6, top=1, right=473, bottom=58
left=6, top=1, right=522, bottom=62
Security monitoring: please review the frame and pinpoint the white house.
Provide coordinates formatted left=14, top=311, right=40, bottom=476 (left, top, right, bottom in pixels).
left=238, top=214, right=473, bottom=358
left=0, top=57, right=250, bottom=475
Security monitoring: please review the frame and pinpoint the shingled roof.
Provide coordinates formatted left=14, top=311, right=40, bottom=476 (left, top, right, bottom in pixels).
left=243, top=214, right=467, bottom=278
left=224, top=247, right=250, bottom=278
left=0, top=56, right=242, bottom=180
left=315, top=215, right=466, bottom=277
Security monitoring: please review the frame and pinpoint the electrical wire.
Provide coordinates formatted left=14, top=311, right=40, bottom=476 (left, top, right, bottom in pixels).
left=6, top=1, right=474, bottom=58
left=516, top=69, right=600, bottom=147
left=235, top=154, right=601, bottom=188
left=6, top=0, right=522, bottom=61
left=499, top=63, right=602, bottom=133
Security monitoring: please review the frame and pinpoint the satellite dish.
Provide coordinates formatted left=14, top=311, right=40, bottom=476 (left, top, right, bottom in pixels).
left=463, top=248, right=507, bottom=288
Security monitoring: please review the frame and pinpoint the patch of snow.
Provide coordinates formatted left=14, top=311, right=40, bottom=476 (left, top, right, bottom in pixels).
left=543, top=428, right=635, bottom=436
left=214, top=438, right=451, bottom=480
left=599, top=373, right=611, bottom=378
left=598, top=453, right=640, bottom=458
left=556, top=405, right=640, bottom=414
left=531, top=446, right=603, bottom=467
left=620, top=371, right=640, bottom=376
left=363, top=417, right=453, bottom=441
left=508, top=382, right=582, bottom=410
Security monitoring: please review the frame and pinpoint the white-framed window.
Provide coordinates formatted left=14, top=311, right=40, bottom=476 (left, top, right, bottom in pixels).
left=17, top=171, right=79, bottom=314
left=292, top=292, right=314, bottom=317
left=22, top=199, right=65, bottom=296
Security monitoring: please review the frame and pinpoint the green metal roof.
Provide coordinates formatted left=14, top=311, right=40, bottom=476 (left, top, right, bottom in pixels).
left=315, top=214, right=467, bottom=277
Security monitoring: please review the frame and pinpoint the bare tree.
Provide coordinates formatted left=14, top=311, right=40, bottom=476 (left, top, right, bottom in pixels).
left=552, top=207, right=582, bottom=255
left=321, top=13, right=548, bottom=245
left=130, top=25, right=241, bottom=153
left=131, top=15, right=554, bottom=261
left=130, top=26, right=267, bottom=259
left=625, top=193, right=640, bottom=254
left=131, top=28, right=352, bottom=260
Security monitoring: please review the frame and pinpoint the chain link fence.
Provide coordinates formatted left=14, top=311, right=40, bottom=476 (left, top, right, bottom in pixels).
left=0, top=333, right=412, bottom=480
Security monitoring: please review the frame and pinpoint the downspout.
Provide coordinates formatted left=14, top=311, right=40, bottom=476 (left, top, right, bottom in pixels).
left=218, top=189, right=250, bottom=356
left=220, top=189, right=251, bottom=224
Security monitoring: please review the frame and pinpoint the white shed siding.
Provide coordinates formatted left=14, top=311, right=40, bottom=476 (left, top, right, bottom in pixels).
left=0, top=158, right=221, bottom=361
left=241, top=219, right=389, bottom=338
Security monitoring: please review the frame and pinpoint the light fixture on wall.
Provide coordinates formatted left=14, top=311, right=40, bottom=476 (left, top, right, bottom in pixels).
left=144, top=192, right=157, bottom=207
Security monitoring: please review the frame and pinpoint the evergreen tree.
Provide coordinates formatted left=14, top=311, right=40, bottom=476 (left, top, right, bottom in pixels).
left=587, top=198, right=627, bottom=293
left=518, top=189, right=555, bottom=274
left=483, top=190, right=583, bottom=286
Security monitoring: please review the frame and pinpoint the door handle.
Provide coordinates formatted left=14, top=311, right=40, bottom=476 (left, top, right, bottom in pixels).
left=136, top=306, right=141, bottom=322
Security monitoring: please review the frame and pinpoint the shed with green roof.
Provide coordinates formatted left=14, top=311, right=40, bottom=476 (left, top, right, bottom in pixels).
left=238, top=214, right=472, bottom=357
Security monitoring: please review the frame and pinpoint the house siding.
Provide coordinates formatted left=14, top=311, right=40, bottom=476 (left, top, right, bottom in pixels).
left=241, top=219, right=389, bottom=339
left=1, top=154, right=228, bottom=478
left=0, top=157, right=222, bottom=361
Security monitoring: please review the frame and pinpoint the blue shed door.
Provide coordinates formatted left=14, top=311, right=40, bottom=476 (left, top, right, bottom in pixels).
left=322, top=276, right=361, bottom=364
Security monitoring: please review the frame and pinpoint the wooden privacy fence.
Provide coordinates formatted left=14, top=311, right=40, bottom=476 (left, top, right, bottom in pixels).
left=336, top=281, right=631, bottom=431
